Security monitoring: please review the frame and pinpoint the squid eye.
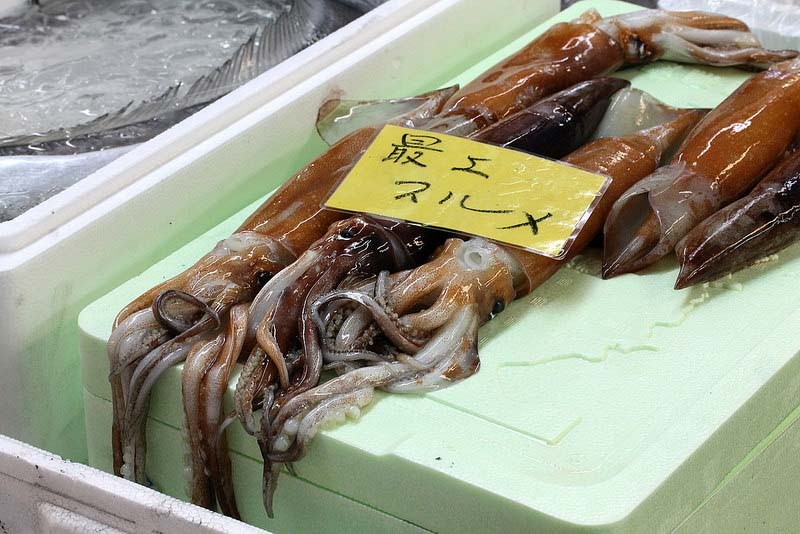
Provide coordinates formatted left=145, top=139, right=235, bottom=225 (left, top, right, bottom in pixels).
left=339, top=226, right=357, bottom=239
left=256, top=271, right=274, bottom=287
left=492, top=299, right=506, bottom=315
left=630, top=35, right=646, bottom=59
left=487, top=299, right=506, bottom=320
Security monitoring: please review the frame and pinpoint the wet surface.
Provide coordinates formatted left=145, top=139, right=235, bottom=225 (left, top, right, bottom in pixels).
left=0, top=0, right=285, bottom=137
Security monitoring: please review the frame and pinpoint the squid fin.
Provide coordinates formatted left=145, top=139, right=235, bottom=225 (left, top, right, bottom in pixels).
left=592, top=88, right=699, bottom=144
left=602, top=162, right=719, bottom=278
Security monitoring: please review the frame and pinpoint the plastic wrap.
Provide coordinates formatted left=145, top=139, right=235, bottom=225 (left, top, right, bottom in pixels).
left=658, top=0, right=800, bottom=50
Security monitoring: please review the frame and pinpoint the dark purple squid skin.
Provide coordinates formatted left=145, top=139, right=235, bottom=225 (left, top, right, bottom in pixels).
left=477, top=77, right=630, bottom=158
left=675, top=149, right=800, bottom=288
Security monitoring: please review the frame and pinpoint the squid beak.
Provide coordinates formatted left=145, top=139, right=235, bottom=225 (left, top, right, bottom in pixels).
left=675, top=187, right=800, bottom=289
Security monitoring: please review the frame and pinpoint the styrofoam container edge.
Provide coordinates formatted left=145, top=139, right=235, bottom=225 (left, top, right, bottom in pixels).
left=0, top=434, right=263, bottom=533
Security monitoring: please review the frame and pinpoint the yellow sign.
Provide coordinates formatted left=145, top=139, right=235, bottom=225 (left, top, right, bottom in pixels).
left=325, top=125, right=610, bottom=258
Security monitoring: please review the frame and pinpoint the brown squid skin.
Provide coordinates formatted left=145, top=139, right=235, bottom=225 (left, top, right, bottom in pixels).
left=424, top=10, right=624, bottom=136
left=114, top=126, right=383, bottom=327
left=675, top=148, right=800, bottom=288
left=423, top=8, right=795, bottom=136
left=385, top=109, right=705, bottom=330
left=602, top=57, right=800, bottom=279
left=510, top=108, right=707, bottom=294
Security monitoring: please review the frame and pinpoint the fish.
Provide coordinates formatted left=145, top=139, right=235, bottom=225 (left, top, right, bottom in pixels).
left=0, top=0, right=373, bottom=156
left=0, top=0, right=383, bottom=221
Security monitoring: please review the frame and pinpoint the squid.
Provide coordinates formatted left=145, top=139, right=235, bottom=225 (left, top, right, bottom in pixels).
left=260, top=105, right=706, bottom=512
left=602, top=57, right=800, bottom=278
left=424, top=8, right=794, bottom=136
left=106, top=84, right=459, bottom=495
left=242, top=74, right=630, bottom=418
left=675, top=147, right=800, bottom=287
left=235, top=215, right=448, bottom=438
left=240, top=217, right=445, bottom=516
left=191, top=216, right=443, bottom=516
left=105, top=5, right=791, bottom=516
left=244, top=75, right=633, bottom=515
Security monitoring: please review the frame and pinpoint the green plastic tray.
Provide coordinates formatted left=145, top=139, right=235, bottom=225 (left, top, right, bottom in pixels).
left=80, top=1, right=800, bottom=531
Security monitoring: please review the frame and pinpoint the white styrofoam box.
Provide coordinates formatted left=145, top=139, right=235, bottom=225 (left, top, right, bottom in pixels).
left=0, top=434, right=262, bottom=533
left=0, top=0, right=442, bottom=253
left=0, top=0, right=561, bottom=466
left=7, top=403, right=798, bottom=534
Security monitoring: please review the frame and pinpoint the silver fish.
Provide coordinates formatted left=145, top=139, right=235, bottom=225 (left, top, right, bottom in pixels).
left=0, top=0, right=372, bottom=156
left=0, top=0, right=384, bottom=221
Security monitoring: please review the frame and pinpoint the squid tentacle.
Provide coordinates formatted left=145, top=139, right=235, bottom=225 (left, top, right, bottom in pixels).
left=314, top=290, right=426, bottom=353
left=153, top=289, right=222, bottom=337
left=181, top=333, right=226, bottom=509
left=198, top=304, right=249, bottom=518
